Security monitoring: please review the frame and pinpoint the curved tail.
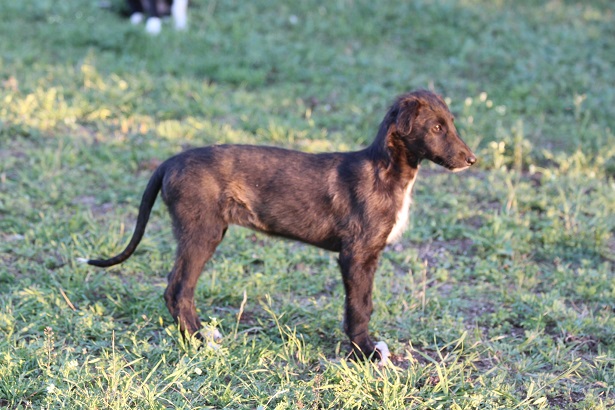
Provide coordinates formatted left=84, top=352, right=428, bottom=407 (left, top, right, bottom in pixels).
left=86, top=165, right=165, bottom=268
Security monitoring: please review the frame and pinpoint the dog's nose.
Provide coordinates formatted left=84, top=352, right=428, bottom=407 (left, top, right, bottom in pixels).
left=466, top=155, right=477, bottom=166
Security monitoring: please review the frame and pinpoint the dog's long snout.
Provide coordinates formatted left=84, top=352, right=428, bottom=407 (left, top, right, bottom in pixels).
left=466, top=154, right=477, bottom=166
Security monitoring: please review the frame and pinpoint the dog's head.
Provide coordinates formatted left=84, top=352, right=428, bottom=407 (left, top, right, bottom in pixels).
left=377, top=90, right=477, bottom=171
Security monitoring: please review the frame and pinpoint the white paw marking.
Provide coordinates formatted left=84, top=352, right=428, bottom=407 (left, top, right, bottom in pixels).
left=210, top=329, right=223, bottom=341
left=76, top=257, right=89, bottom=264
left=375, top=341, right=390, bottom=366
left=145, top=17, right=162, bottom=35
left=171, top=0, right=188, bottom=30
left=130, top=12, right=144, bottom=25
left=201, top=327, right=222, bottom=350
left=200, top=327, right=222, bottom=341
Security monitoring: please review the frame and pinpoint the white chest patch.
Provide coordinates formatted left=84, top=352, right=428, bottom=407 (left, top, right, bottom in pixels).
left=386, top=175, right=417, bottom=244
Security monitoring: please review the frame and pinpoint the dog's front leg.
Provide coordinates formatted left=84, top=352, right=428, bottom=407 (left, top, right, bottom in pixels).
left=339, top=247, right=389, bottom=364
left=127, top=0, right=145, bottom=24
left=143, top=0, right=162, bottom=34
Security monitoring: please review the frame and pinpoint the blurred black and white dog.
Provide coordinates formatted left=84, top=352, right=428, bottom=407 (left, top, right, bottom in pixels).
left=126, top=0, right=188, bottom=34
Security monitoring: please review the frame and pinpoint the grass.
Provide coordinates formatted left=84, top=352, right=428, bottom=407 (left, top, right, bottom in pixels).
left=0, top=0, right=614, bottom=408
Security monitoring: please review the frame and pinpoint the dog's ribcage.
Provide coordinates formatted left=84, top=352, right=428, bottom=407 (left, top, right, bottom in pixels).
left=386, top=173, right=417, bottom=244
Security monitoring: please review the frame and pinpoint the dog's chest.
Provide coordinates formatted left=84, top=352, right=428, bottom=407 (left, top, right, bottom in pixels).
left=386, top=175, right=417, bottom=244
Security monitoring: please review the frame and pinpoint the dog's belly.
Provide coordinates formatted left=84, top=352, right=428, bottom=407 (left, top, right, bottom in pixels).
left=265, top=229, right=343, bottom=252
left=226, top=195, right=343, bottom=252
left=206, top=146, right=346, bottom=251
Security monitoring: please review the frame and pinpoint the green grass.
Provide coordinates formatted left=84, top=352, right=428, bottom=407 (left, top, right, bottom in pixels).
left=1, top=0, right=614, bottom=408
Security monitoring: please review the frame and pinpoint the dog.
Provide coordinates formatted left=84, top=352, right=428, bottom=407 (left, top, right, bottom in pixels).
left=81, top=90, right=476, bottom=365
left=126, top=0, right=188, bottom=34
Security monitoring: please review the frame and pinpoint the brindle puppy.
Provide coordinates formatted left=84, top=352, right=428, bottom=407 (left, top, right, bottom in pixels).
left=83, top=90, right=476, bottom=364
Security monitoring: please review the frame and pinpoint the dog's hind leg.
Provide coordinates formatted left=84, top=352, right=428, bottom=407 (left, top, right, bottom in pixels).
left=164, top=218, right=227, bottom=338
left=339, top=247, right=388, bottom=363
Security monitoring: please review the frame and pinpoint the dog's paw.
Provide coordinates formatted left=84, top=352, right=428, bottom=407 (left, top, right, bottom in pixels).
left=130, top=12, right=144, bottom=25
left=374, top=341, right=390, bottom=367
left=200, top=327, right=222, bottom=342
left=145, top=17, right=162, bottom=35
left=171, top=0, right=188, bottom=31
left=200, top=327, right=222, bottom=350
left=173, top=16, right=187, bottom=31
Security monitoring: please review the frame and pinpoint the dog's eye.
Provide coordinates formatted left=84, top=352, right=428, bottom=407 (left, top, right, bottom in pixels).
left=432, top=124, right=443, bottom=133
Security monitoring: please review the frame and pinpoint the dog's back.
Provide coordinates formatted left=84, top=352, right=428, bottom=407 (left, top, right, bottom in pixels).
left=160, top=145, right=359, bottom=251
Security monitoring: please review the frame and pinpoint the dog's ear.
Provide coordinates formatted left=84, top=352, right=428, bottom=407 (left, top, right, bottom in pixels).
left=395, top=98, right=420, bottom=136
left=369, top=95, right=421, bottom=166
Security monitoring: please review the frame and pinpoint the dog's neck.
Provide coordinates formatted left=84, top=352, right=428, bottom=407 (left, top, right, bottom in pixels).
left=367, top=122, right=420, bottom=183
left=364, top=119, right=421, bottom=245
